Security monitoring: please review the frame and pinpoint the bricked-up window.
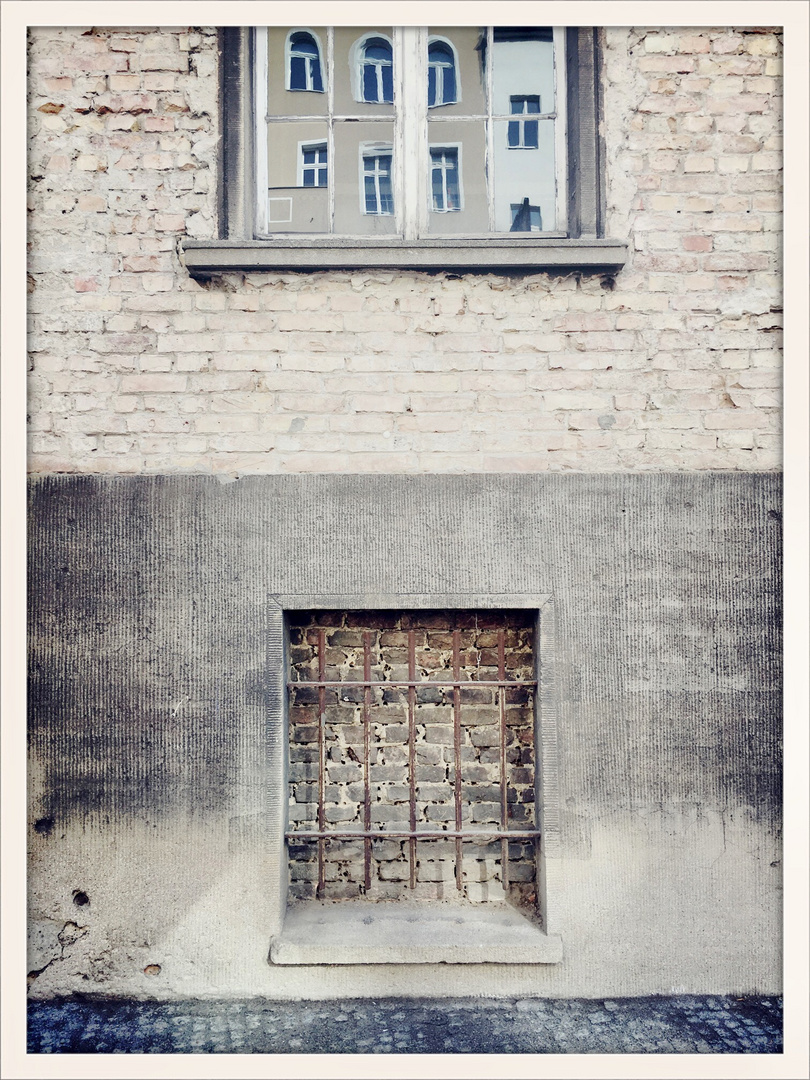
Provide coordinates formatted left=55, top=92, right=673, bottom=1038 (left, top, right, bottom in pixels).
left=287, top=611, right=538, bottom=909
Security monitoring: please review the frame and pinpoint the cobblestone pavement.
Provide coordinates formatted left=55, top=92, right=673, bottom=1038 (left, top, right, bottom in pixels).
left=28, top=995, right=782, bottom=1054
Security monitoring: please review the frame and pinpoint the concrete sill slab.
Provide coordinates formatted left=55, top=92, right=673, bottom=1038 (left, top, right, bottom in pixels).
left=270, top=901, right=563, bottom=965
left=182, top=238, right=628, bottom=275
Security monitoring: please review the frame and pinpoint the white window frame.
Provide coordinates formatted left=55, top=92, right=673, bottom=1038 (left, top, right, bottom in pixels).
left=427, top=35, right=461, bottom=108
left=285, top=28, right=325, bottom=94
left=255, top=26, right=568, bottom=241
left=298, top=139, right=328, bottom=188
left=428, top=142, right=463, bottom=213
left=359, top=142, right=395, bottom=216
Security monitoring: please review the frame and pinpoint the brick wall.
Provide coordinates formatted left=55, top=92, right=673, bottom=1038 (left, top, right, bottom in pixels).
left=288, top=611, right=537, bottom=907
left=27, top=26, right=782, bottom=474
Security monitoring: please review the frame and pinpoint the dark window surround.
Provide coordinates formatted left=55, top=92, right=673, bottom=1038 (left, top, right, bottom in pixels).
left=183, top=27, right=627, bottom=276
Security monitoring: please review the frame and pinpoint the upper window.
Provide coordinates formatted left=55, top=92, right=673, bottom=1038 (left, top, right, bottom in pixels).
left=186, top=26, right=628, bottom=272
left=427, top=38, right=458, bottom=107
left=286, top=30, right=324, bottom=93
left=357, top=35, right=394, bottom=104
left=508, top=96, right=540, bottom=149
left=256, top=26, right=566, bottom=238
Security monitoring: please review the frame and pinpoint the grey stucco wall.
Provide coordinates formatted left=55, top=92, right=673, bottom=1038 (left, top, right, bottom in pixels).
left=28, top=473, right=781, bottom=998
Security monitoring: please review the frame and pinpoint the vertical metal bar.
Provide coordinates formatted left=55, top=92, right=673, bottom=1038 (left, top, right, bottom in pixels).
left=317, top=628, right=326, bottom=900
left=452, top=628, right=463, bottom=891
left=363, top=630, right=372, bottom=892
left=408, top=630, right=417, bottom=889
left=498, top=628, right=509, bottom=894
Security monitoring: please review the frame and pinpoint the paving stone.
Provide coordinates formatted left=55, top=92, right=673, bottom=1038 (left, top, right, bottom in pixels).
left=27, top=995, right=782, bottom=1055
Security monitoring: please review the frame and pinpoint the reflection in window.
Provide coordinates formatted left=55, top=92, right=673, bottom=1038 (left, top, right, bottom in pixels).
left=361, top=37, right=394, bottom=103
left=428, top=39, right=458, bottom=107
left=288, top=31, right=324, bottom=93
left=510, top=199, right=542, bottom=232
left=430, top=147, right=461, bottom=212
left=508, top=96, right=540, bottom=149
left=301, top=142, right=327, bottom=187
left=362, top=148, right=394, bottom=214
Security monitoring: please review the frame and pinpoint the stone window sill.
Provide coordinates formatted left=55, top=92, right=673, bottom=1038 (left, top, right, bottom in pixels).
left=182, top=238, right=627, bottom=275
left=269, top=901, right=563, bottom=965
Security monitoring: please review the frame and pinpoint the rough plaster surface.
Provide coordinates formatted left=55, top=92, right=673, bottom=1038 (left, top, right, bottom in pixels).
left=28, top=473, right=781, bottom=999
left=26, top=26, right=782, bottom=474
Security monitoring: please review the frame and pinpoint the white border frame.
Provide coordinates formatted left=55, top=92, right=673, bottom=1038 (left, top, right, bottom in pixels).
left=2, top=4, right=808, bottom=1080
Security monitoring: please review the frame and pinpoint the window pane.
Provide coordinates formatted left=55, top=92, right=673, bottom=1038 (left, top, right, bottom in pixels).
left=444, top=65, right=457, bottom=104
left=362, top=63, right=379, bottom=102
left=491, top=28, right=554, bottom=116
left=428, top=65, right=437, bottom=108
left=493, top=117, right=556, bottom=232
left=381, top=63, right=394, bottom=104
left=428, top=27, right=485, bottom=114
left=264, top=121, right=329, bottom=233
left=333, top=121, right=398, bottom=235
left=333, top=28, right=395, bottom=116
left=267, top=27, right=328, bottom=117
left=289, top=55, right=307, bottom=91
left=427, top=121, right=486, bottom=235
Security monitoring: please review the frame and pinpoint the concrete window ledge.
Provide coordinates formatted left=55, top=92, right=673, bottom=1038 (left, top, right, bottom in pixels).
left=269, top=901, right=563, bottom=965
left=182, top=238, right=628, bottom=275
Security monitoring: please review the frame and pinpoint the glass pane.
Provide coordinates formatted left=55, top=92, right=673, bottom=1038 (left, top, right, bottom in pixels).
left=264, top=121, right=329, bottom=233
left=266, top=27, right=328, bottom=117
left=426, top=120, right=487, bottom=235
left=333, top=121, right=398, bottom=235
left=333, top=28, right=395, bottom=116
left=491, top=28, right=554, bottom=116
left=428, top=28, right=486, bottom=115
left=428, top=65, right=437, bottom=108
left=493, top=117, right=556, bottom=232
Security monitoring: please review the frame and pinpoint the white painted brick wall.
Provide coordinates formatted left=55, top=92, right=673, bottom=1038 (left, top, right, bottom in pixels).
left=27, top=26, right=783, bottom=474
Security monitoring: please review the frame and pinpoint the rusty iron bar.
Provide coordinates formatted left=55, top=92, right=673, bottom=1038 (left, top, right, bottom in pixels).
left=498, top=627, right=509, bottom=895
left=408, top=630, right=417, bottom=889
left=316, top=628, right=326, bottom=900
left=363, top=631, right=372, bottom=893
left=452, top=629, right=463, bottom=892
left=289, top=679, right=536, bottom=688
left=287, top=829, right=541, bottom=840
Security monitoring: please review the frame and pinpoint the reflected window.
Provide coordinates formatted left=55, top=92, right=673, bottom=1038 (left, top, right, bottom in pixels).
left=508, top=96, right=540, bottom=149
left=360, top=37, right=394, bottom=103
left=428, top=39, right=458, bottom=107
left=430, top=147, right=461, bottom=212
left=288, top=31, right=324, bottom=93
left=362, top=147, right=394, bottom=214
left=301, top=142, right=328, bottom=187
left=510, top=199, right=542, bottom=232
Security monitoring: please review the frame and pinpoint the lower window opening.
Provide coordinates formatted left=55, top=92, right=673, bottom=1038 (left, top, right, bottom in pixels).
left=286, top=609, right=539, bottom=914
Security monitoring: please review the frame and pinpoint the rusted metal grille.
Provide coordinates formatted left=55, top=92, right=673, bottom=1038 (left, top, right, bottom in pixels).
left=286, top=613, right=540, bottom=901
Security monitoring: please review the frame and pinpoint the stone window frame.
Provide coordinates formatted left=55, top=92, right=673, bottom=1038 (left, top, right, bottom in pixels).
left=265, top=592, right=563, bottom=966
left=182, top=26, right=627, bottom=275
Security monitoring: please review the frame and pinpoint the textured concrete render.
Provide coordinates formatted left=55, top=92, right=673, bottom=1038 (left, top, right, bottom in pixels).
left=27, top=996, right=783, bottom=1054
left=28, top=473, right=781, bottom=999
left=270, top=902, right=563, bottom=965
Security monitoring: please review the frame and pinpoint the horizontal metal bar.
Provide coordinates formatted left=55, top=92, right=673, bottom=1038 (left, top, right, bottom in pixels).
left=288, top=679, right=536, bottom=688
left=286, top=830, right=541, bottom=840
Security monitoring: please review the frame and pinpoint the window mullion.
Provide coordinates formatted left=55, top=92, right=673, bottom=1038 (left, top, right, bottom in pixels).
left=327, top=27, right=335, bottom=234
left=485, top=26, right=495, bottom=234
left=398, top=26, right=424, bottom=240
left=553, top=26, right=569, bottom=235
left=254, top=28, right=269, bottom=236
